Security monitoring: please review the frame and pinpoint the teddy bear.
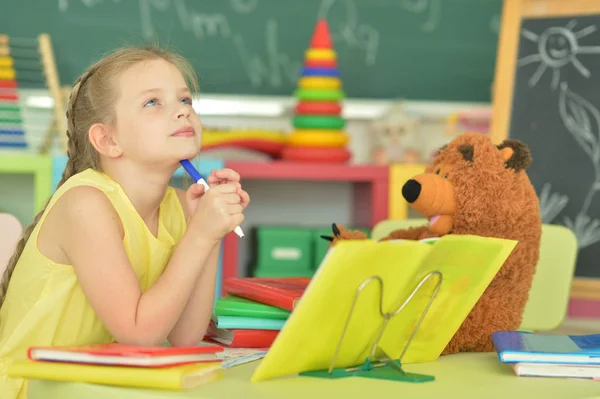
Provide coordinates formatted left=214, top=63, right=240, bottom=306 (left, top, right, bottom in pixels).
left=322, top=132, right=542, bottom=354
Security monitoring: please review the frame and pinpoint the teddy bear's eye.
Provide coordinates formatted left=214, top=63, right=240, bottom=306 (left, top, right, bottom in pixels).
left=435, top=168, right=441, bottom=174
left=443, top=173, right=449, bottom=179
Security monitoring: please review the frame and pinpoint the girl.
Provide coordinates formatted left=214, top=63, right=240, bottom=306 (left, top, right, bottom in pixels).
left=0, top=45, right=250, bottom=399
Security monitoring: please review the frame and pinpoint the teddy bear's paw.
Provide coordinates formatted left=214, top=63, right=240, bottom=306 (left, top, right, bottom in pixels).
left=382, top=226, right=434, bottom=241
left=320, top=223, right=368, bottom=246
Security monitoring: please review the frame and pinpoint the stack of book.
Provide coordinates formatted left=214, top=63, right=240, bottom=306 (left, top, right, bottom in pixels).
left=204, top=277, right=311, bottom=349
left=7, top=342, right=225, bottom=390
left=492, top=330, right=600, bottom=380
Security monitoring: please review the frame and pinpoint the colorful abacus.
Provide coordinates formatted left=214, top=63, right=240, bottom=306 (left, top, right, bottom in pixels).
left=0, top=33, right=66, bottom=152
left=0, top=50, right=26, bottom=148
left=282, top=19, right=352, bottom=163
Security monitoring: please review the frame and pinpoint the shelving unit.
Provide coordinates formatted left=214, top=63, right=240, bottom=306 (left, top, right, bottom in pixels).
left=220, top=161, right=389, bottom=293
left=0, top=154, right=52, bottom=217
left=389, top=163, right=426, bottom=219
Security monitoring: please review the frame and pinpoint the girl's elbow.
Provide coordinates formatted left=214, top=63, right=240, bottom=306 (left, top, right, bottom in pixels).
left=168, top=335, right=203, bottom=347
left=112, top=328, right=168, bottom=347
left=168, top=328, right=208, bottom=347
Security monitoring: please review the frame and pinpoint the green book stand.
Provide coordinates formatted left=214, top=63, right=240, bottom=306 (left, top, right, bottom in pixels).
left=299, top=271, right=442, bottom=383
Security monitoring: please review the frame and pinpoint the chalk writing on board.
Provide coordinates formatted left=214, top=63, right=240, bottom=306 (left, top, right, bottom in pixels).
left=317, top=0, right=380, bottom=65
left=139, top=0, right=232, bottom=40
left=517, top=19, right=600, bottom=90
left=490, top=14, right=500, bottom=35
left=539, top=182, right=569, bottom=224
left=399, top=0, right=441, bottom=33
left=233, top=19, right=301, bottom=88
left=230, top=0, right=259, bottom=14
left=58, top=0, right=122, bottom=12
left=367, top=0, right=441, bottom=32
left=559, top=82, right=600, bottom=248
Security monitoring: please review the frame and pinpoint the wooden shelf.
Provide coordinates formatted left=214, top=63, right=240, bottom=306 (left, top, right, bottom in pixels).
left=221, top=160, right=389, bottom=292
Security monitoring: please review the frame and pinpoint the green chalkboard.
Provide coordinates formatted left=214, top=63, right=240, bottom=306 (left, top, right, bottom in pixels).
left=2, top=0, right=502, bottom=101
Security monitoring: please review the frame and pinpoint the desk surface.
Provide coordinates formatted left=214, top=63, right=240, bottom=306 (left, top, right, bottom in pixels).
left=28, top=353, right=600, bottom=399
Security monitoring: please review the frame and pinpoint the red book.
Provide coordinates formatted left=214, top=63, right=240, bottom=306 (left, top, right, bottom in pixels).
left=28, top=343, right=224, bottom=368
left=204, top=322, right=278, bottom=348
left=223, top=277, right=311, bottom=311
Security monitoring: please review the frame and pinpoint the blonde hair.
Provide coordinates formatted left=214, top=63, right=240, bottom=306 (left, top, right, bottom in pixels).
left=0, top=44, right=198, bottom=310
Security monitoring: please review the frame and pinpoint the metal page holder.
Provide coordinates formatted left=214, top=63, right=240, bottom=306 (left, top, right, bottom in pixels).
left=299, top=270, right=443, bottom=383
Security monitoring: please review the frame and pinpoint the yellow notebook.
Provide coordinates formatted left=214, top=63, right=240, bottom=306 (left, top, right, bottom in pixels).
left=8, top=359, right=222, bottom=390
left=251, top=234, right=517, bottom=382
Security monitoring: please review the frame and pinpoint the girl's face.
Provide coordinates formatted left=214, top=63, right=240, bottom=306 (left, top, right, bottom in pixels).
left=113, top=58, right=202, bottom=167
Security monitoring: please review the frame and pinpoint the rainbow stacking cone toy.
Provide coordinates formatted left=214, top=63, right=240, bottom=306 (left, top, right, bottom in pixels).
left=282, top=19, right=351, bottom=163
left=0, top=54, right=26, bottom=149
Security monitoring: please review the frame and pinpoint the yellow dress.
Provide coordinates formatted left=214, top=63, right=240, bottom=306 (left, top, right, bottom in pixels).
left=0, top=168, right=187, bottom=399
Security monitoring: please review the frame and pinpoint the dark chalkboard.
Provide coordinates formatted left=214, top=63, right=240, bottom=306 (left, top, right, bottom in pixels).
left=1, top=0, right=502, bottom=101
left=509, top=14, right=600, bottom=278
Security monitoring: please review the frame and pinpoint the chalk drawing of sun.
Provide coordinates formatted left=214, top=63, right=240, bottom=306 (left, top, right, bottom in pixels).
left=517, top=20, right=600, bottom=89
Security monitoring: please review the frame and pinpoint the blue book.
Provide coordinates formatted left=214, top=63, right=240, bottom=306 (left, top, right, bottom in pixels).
left=211, top=315, right=286, bottom=331
left=492, top=330, right=600, bottom=364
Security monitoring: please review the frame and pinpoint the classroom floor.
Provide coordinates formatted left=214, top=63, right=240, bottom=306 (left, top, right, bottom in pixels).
left=546, top=317, right=600, bottom=335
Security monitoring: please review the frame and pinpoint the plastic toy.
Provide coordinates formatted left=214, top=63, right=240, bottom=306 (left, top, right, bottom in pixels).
left=281, top=146, right=352, bottom=163
left=294, top=88, right=344, bottom=102
left=201, top=129, right=286, bottom=158
left=294, top=101, right=341, bottom=115
left=0, top=77, right=25, bottom=149
left=0, top=34, right=67, bottom=152
left=301, top=67, right=340, bottom=77
left=304, top=48, right=336, bottom=61
left=287, top=130, right=348, bottom=147
left=304, top=59, right=337, bottom=68
left=283, top=19, right=351, bottom=163
left=292, top=115, right=345, bottom=129
left=298, top=76, right=341, bottom=90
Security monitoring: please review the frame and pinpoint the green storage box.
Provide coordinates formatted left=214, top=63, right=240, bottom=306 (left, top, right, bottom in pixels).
left=252, top=226, right=314, bottom=278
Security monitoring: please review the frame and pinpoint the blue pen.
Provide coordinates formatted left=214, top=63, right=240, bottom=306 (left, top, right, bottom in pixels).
left=180, top=159, right=245, bottom=238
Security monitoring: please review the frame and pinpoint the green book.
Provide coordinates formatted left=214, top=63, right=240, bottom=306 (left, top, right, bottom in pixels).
left=215, top=295, right=291, bottom=320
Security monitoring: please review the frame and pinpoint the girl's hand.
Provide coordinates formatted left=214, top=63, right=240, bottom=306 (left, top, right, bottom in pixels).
left=191, top=183, right=245, bottom=244
left=184, top=183, right=207, bottom=217
left=208, top=168, right=250, bottom=210
left=208, top=168, right=239, bottom=186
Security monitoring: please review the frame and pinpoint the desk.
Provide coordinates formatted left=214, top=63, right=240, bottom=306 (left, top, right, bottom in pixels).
left=28, top=353, right=600, bottom=399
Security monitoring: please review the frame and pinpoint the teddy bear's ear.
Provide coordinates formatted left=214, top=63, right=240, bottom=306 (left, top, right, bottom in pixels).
left=458, top=145, right=474, bottom=162
left=432, top=143, right=448, bottom=158
left=497, top=140, right=532, bottom=171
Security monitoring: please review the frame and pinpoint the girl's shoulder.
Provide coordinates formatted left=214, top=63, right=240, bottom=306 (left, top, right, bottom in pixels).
left=45, top=168, right=122, bottom=222
left=46, top=183, right=125, bottom=239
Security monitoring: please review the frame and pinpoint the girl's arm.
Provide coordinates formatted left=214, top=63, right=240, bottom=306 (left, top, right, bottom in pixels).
left=58, top=184, right=241, bottom=346
left=167, top=187, right=220, bottom=345
left=167, top=169, right=249, bottom=346
left=167, top=239, right=220, bottom=346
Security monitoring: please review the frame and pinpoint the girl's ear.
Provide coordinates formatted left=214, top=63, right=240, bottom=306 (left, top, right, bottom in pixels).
left=89, top=123, right=122, bottom=158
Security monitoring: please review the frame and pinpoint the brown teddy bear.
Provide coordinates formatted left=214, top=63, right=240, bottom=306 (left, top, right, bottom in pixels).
left=323, top=132, right=542, bottom=354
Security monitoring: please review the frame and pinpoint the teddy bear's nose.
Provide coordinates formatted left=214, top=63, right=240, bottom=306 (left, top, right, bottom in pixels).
left=402, top=179, right=421, bottom=203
